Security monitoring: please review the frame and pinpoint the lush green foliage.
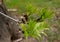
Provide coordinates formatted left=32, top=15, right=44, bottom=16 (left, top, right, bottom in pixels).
left=25, top=3, right=54, bottom=21
left=20, top=20, right=49, bottom=39
left=26, top=3, right=38, bottom=15
left=38, top=8, right=54, bottom=21
left=20, top=4, right=54, bottom=40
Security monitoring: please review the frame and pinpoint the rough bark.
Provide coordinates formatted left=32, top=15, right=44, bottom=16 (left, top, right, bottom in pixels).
left=0, top=0, right=22, bottom=42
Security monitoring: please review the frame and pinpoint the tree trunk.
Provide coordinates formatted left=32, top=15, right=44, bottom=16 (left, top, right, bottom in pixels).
left=0, top=0, right=22, bottom=42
